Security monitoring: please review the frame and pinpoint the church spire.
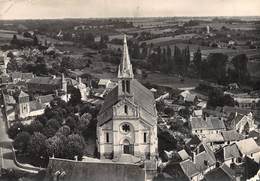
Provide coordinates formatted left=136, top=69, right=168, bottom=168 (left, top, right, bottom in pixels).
left=118, top=34, right=134, bottom=79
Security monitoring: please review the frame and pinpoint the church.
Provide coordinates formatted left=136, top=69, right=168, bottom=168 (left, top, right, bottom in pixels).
left=97, top=35, right=158, bottom=161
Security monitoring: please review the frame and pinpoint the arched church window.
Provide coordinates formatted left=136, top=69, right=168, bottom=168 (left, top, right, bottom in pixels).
left=122, top=80, right=126, bottom=92
left=121, top=124, right=130, bottom=133
left=126, top=80, right=130, bottom=93
left=124, top=105, right=128, bottom=114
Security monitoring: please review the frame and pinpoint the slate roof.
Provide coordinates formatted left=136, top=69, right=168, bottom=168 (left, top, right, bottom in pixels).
left=190, top=117, right=226, bottom=130
left=98, top=79, right=157, bottom=126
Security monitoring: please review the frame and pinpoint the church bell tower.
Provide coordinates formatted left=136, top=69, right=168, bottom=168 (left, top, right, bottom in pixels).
left=118, top=35, right=134, bottom=97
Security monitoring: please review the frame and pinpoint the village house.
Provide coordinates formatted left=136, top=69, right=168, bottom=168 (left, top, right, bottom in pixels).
left=204, top=163, right=238, bottom=181
left=9, top=72, right=35, bottom=84
left=162, top=144, right=217, bottom=181
left=97, top=35, right=158, bottom=162
left=190, top=116, right=226, bottom=138
left=225, top=112, right=257, bottom=134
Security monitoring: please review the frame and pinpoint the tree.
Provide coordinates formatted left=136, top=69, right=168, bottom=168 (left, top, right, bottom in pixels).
left=28, top=132, right=47, bottom=159
left=174, top=46, right=184, bottom=74
left=46, top=118, right=61, bottom=131
left=27, top=120, right=43, bottom=134
left=231, top=54, right=249, bottom=83
left=7, top=122, right=25, bottom=139
left=207, top=88, right=235, bottom=108
left=69, top=87, right=82, bottom=106
left=33, top=35, right=39, bottom=46
left=202, top=53, right=228, bottom=82
left=45, top=134, right=68, bottom=158
left=57, top=125, right=71, bottom=136
left=65, top=115, right=78, bottom=131
left=14, top=131, right=31, bottom=153
left=65, top=134, right=85, bottom=160
left=10, top=34, right=19, bottom=45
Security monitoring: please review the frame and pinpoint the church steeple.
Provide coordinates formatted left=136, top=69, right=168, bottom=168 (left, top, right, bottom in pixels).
left=118, top=35, right=134, bottom=79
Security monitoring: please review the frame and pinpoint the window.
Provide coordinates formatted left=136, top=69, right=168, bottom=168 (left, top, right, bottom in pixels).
left=122, top=80, right=125, bottom=92
left=126, top=80, right=130, bottom=93
left=200, top=130, right=202, bottom=133
left=124, top=105, right=128, bottom=114
left=106, top=132, right=109, bottom=143
left=144, top=133, right=147, bottom=143
left=122, top=124, right=130, bottom=133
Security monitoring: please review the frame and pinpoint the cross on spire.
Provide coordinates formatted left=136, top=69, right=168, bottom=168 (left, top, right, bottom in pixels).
left=118, top=34, right=134, bottom=79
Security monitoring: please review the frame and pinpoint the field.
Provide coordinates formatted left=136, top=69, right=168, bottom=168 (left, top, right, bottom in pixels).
left=192, top=22, right=257, bottom=31
left=141, top=72, right=200, bottom=89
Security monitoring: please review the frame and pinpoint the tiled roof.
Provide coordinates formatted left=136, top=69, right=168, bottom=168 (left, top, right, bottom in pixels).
left=203, top=133, right=224, bottom=143
left=223, top=143, right=241, bottom=160
left=236, top=138, right=260, bottom=155
left=11, top=72, right=34, bottom=80
left=190, top=117, right=226, bottom=130
left=47, top=158, right=145, bottom=181
left=204, top=164, right=236, bottom=181
left=29, top=101, right=44, bottom=112
left=194, top=151, right=216, bottom=171
left=180, top=159, right=200, bottom=178
left=98, top=79, right=157, bottom=126
left=221, top=130, right=244, bottom=142
left=178, top=150, right=190, bottom=161
left=28, top=76, right=78, bottom=87
left=35, top=94, right=54, bottom=104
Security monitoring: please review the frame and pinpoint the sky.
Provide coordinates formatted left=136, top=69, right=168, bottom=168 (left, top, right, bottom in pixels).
left=0, top=0, right=260, bottom=19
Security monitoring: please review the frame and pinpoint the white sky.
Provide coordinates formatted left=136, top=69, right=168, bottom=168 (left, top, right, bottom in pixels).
left=0, top=0, right=260, bottom=19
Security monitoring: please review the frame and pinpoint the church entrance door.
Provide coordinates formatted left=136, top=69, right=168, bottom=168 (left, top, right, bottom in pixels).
left=122, top=139, right=134, bottom=155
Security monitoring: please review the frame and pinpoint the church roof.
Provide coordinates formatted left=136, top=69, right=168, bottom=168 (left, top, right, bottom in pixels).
left=98, top=79, right=157, bottom=126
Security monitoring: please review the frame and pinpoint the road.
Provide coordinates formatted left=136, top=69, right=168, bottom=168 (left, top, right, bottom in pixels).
left=0, top=107, right=16, bottom=170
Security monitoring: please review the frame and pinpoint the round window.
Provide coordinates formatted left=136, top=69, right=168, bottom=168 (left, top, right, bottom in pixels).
left=121, top=123, right=131, bottom=134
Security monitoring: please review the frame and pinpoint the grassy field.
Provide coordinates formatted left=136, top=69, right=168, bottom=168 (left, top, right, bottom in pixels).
left=141, top=72, right=200, bottom=89
left=192, top=22, right=257, bottom=31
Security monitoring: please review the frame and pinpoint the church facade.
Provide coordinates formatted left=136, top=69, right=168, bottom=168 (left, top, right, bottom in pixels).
left=97, top=35, right=158, bottom=161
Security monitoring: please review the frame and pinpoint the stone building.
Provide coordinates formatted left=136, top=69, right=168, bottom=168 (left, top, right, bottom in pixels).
left=0, top=51, right=10, bottom=76
left=97, top=35, right=158, bottom=161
